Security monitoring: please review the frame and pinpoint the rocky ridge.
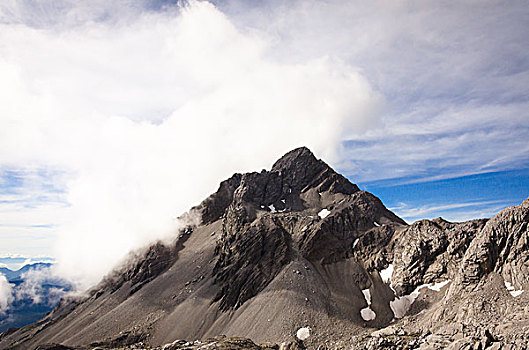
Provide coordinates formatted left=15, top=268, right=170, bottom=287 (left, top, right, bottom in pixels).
left=1, top=147, right=528, bottom=349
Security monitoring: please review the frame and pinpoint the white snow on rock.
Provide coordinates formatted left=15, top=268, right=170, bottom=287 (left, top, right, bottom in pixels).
left=318, top=208, right=331, bottom=219
left=389, top=280, right=451, bottom=318
left=361, top=307, right=376, bottom=321
left=380, top=264, right=394, bottom=283
left=360, top=288, right=376, bottom=321
left=505, top=280, right=524, bottom=297
left=296, top=327, right=310, bottom=340
left=427, top=280, right=451, bottom=292
left=353, top=238, right=360, bottom=248
left=268, top=204, right=276, bottom=213
left=389, top=292, right=419, bottom=319
left=362, top=289, right=372, bottom=305
left=281, top=199, right=286, bottom=203
left=374, top=221, right=380, bottom=227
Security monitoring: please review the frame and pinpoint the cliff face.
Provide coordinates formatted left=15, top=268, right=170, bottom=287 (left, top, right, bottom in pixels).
left=2, top=147, right=528, bottom=350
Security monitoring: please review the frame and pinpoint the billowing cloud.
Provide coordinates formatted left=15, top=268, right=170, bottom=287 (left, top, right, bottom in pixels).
left=15, top=266, right=67, bottom=305
left=1, top=0, right=528, bottom=290
left=0, top=1, right=382, bottom=288
left=218, top=0, right=529, bottom=182
left=0, top=274, right=14, bottom=314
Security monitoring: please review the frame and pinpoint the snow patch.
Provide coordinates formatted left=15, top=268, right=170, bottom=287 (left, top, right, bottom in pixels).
left=390, top=292, right=419, bottom=319
left=268, top=204, right=276, bottom=213
left=318, top=209, right=331, bottom=219
left=281, top=199, right=285, bottom=203
left=374, top=221, right=380, bottom=227
left=361, top=307, right=376, bottom=321
left=360, top=288, right=376, bottom=321
left=296, top=327, right=310, bottom=340
left=353, top=238, right=359, bottom=248
left=389, top=280, right=451, bottom=318
left=362, top=289, right=372, bottom=305
left=427, top=280, right=451, bottom=292
left=505, top=280, right=524, bottom=297
left=380, top=264, right=394, bottom=283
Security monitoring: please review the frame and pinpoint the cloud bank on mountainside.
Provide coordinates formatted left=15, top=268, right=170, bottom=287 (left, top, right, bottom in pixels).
left=0, top=0, right=381, bottom=288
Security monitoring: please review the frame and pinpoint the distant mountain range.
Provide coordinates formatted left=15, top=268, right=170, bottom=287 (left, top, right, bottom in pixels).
left=1, top=147, right=528, bottom=349
left=0, top=263, right=52, bottom=282
left=0, top=263, right=72, bottom=333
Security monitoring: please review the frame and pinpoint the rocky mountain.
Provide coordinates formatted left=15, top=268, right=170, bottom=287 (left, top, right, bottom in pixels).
left=1, top=263, right=54, bottom=282
left=1, top=147, right=528, bottom=349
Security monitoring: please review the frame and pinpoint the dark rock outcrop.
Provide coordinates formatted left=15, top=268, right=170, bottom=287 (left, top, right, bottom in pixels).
left=213, top=215, right=292, bottom=310
left=270, top=147, right=359, bottom=195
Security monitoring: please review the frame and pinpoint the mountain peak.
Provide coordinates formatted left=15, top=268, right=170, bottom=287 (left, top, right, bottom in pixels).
left=271, top=146, right=359, bottom=195
left=196, top=147, right=359, bottom=225
left=271, top=146, right=316, bottom=172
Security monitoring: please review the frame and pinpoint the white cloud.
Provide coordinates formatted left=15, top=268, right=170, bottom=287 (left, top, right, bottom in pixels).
left=0, top=274, right=14, bottom=314
left=1, top=0, right=527, bottom=290
left=391, top=200, right=513, bottom=223
left=0, top=264, right=68, bottom=312
left=0, top=1, right=382, bottom=289
left=219, top=0, right=529, bottom=183
left=15, top=266, right=65, bottom=305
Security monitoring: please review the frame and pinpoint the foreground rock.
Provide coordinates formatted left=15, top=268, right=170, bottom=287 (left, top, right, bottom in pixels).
left=1, top=147, right=528, bottom=349
left=34, top=336, right=305, bottom=350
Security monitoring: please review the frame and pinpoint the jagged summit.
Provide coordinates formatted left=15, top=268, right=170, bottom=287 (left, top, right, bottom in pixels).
left=202, top=147, right=395, bottom=310
left=271, top=146, right=315, bottom=170
left=2, top=148, right=528, bottom=350
left=271, top=146, right=359, bottom=195
left=196, top=147, right=359, bottom=226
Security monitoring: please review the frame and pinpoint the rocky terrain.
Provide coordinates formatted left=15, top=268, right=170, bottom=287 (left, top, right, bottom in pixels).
left=1, top=147, right=528, bottom=349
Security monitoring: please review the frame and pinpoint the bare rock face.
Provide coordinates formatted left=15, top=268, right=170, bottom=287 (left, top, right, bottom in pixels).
left=382, top=201, right=529, bottom=350
left=270, top=147, right=359, bottom=195
left=208, top=147, right=403, bottom=311
left=387, top=218, right=487, bottom=296
left=457, top=200, right=529, bottom=290
left=1, top=147, right=529, bottom=350
left=213, top=215, right=291, bottom=310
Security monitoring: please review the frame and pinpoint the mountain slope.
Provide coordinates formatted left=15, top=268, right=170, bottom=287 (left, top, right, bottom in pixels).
left=1, top=147, right=528, bottom=349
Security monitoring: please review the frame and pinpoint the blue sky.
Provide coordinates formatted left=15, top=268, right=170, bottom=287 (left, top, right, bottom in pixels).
left=0, top=0, right=527, bottom=285
left=358, top=169, right=529, bottom=223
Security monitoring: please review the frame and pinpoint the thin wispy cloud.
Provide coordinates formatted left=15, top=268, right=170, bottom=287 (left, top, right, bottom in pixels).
left=391, top=199, right=511, bottom=221
left=218, top=0, right=529, bottom=183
